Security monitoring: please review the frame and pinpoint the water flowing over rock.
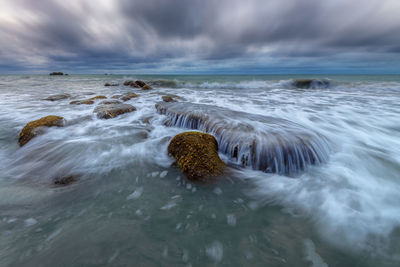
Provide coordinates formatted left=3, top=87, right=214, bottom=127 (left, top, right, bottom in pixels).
left=88, top=95, right=107, bottom=101
left=168, top=131, right=225, bottom=181
left=156, top=102, right=329, bottom=174
left=94, top=103, right=136, bottom=119
left=69, top=100, right=94, bottom=105
left=121, top=92, right=139, bottom=101
left=162, top=95, right=176, bottom=102
left=293, top=79, right=330, bottom=89
left=43, top=94, right=71, bottom=101
left=18, top=115, right=64, bottom=146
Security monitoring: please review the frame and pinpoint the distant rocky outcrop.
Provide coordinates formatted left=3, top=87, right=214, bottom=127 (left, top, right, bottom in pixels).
left=18, top=115, right=64, bottom=146
left=94, top=103, right=136, bottom=119
left=104, top=83, right=119, bottom=87
left=43, top=94, right=71, bottom=101
left=168, top=131, right=225, bottom=181
left=293, top=79, right=330, bottom=89
left=49, top=72, right=64, bottom=76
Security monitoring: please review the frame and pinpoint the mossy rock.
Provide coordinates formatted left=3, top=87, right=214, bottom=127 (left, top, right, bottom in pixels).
left=43, top=94, right=71, bottom=101
left=168, top=131, right=225, bottom=181
left=162, top=95, right=176, bottom=102
left=121, top=92, right=139, bottom=101
left=18, top=115, right=64, bottom=146
left=141, top=84, right=152, bottom=90
left=69, top=99, right=94, bottom=105
left=94, top=103, right=136, bottom=119
left=89, top=95, right=107, bottom=101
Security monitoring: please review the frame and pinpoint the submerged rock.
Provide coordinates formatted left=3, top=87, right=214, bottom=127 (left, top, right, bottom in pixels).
left=49, top=72, right=64, bottom=76
left=43, top=94, right=71, bottom=101
left=54, top=175, right=77, bottom=186
left=69, top=100, right=94, bottom=105
left=123, top=80, right=134, bottom=86
left=104, top=83, right=119, bottom=87
left=293, top=79, right=330, bottom=89
left=156, top=102, right=329, bottom=174
left=94, top=103, right=136, bottom=119
left=141, top=84, right=152, bottom=90
left=18, top=115, right=64, bottom=146
left=162, top=95, right=176, bottom=102
left=89, top=95, right=107, bottom=101
left=111, top=94, right=123, bottom=99
left=168, top=131, right=225, bottom=181
left=99, top=100, right=122, bottom=105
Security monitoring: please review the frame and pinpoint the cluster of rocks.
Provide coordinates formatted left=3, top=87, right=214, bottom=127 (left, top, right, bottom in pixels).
left=19, top=78, right=225, bottom=185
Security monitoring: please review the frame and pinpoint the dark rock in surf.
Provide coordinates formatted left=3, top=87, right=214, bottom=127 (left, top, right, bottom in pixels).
left=99, top=100, right=122, bottom=105
left=141, top=84, right=152, bottom=90
left=43, top=94, right=71, bottom=101
left=69, top=99, right=94, bottom=105
left=111, top=94, right=123, bottom=99
left=18, top=115, right=64, bottom=146
left=123, top=80, right=134, bottom=86
left=121, top=92, right=139, bottom=101
left=94, top=103, right=136, bottom=119
left=88, top=95, right=107, bottom=101
left=54, top=175, right=77, bottom=185
left=162, top=95, right=176, bottom=102
left=105, top=83, right=119, bottom=87
left=293, top=79, right=330, bottom=89
left=156, top=102, right=329, bottom=174
left=168, top=131, right=225, bottom=181
left=49, top=72, right=64, bottom=76
left=130, top=82, right=140, bottom=88
left=135, top=80, right=146, bottom=87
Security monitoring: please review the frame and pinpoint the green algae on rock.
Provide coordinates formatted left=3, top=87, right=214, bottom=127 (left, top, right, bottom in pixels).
left=168, top=131, right=225, bottom=181
left=18, top=115, right=64, bottom=146
left=88, top=95, right=107, bottom=101
left=69, top=99, right=94, bottom=105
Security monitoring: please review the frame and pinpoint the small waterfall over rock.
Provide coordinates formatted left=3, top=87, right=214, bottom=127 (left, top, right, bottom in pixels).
left=156, top=102, right=330, bottom=174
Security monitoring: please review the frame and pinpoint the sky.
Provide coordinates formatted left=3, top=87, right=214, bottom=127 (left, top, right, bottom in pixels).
left=0, top=0, right=400, bottom=74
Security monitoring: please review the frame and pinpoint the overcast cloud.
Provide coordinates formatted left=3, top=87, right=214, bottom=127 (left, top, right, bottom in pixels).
left=0, top=0, right=399, bottom=73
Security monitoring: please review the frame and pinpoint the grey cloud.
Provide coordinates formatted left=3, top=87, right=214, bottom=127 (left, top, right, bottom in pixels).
left=0, top=0, right=399, bottom=73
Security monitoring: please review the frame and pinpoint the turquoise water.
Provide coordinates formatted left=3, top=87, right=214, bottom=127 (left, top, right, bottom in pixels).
left=0, top=74, right=399, bottom=266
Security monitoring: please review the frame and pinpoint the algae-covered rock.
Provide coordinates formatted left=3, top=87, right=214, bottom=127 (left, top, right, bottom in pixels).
left=162, top=95, right=176, bottom=102
left=89, top=95, right=107, bottom=101
left=18, top=115, right=64, bottom=146
left=111, top=94, right=123, bottom=99
left=94, top=103, right=136, bottom=119
left=69, top=100, right=94, bottom=105
left=168, top=131, right=225, bottom=181
left=43, top=94, right=71, bottom=101
left=141, top=84, right=152, bottom=90
left=121, top=92, right=139, bottom=101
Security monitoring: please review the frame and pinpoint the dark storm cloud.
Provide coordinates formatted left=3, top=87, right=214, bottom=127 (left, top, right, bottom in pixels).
left=0, top=0, right=399, bottom=73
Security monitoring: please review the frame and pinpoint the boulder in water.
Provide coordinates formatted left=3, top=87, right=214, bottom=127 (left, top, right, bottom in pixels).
left=104, top=83, right=119, bottom=87
left=293, top=79, right=330, bottom=89
left=168, top=131, right=225, bottom=181
left=18, top=115, right=64, bottom=146
left=123, top=80, right=134, bottom=86
left=54, top=175, right=77, bottom=186
left=89, top=95, right=107, bottom=101
left=99, top=100, right=122, bottom=105
left=135, top=80, right=146, bottom=87
left=94, top=103, right=136, bottom=119
left=142, top=84, right=152, bottom=90
left=43, top=94, right=71, bottom=101
left=162, top=95, right=176, bottom=102
left=69, top=99, right=94, bottom=105
left=111, top=94, right=123, bottom=99
left=49, top=72, right=64, bottom=76
left=130, top=82, right=140, bottom=88
left=121, top=92, right=139, bottom=101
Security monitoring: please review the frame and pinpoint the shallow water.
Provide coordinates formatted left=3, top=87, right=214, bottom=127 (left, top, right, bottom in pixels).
left=0, top=74, right=399, bottom=266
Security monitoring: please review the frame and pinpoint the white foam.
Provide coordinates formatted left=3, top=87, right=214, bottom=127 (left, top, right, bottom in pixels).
left=205, top=241, right=224, bottom=262
left=126, top=187, right=143, bottom=200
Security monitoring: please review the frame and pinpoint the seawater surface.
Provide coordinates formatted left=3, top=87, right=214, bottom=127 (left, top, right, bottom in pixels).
left=0, top=74, right=399, bottom=266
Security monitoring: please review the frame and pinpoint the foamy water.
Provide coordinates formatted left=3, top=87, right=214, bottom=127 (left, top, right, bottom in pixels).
left=0, top=74, right=399, bottom=266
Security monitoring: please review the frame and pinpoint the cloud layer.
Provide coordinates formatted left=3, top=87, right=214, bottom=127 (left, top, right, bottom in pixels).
left=1, top=0, right=400, bottom=73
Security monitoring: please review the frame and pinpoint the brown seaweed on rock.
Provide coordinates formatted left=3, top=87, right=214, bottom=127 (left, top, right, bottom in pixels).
left=18, top=115, right=64, bottom=146
left=168, top=131, right=225, bottom=181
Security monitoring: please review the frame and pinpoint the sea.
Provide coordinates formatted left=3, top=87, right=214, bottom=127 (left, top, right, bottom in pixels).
left=0, top=74, right=399, bottom=266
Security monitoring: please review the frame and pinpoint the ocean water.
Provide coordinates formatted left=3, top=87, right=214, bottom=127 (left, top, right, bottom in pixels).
left=0, top=74, right=399, bottom=266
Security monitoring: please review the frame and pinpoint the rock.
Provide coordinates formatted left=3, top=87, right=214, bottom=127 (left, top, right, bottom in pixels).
left=43, top=94, right=71, bottom=101
left=104, top=83, right=119, bottom=87
left=121, top=92, right=139, bottom=101
left=88, top=95, right=107, bottom=101
left=130, top=82, right=140, bottom=88
left=123, top=80, right=134, bottom=86
left=111, top=95, right=123, bottom=99
left=141, top=117, right=152, bottom=124
left=69, top=100, right=94, bottom=105
left=135, top=80, right=146, bottom=87
left=54, top=175, right=77, bottom=185
left=142, top=84, right=152, bottom=90
left=49, top=72, right=64, bottom=76
left=18, top=115, right=64, bottom=146
left=99, top=100, right=122, bottom=105
left=168, top=131, right=225, bottom=181
left=94, top=103, right=136, bottom=119
left=162, top=95, right=176, bottom=102
left=293, top=79, right=330, bottom=89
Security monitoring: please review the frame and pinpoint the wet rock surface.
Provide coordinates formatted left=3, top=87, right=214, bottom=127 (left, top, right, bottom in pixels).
left=168, top=131, right=225, bottom=181
left=69, top=100, right=94, bottom=105
left=94, top=103, right=136, bottom=119
left=43, top=94, right=71, bottom=101
left=18, top=115, right=64, bottom=146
